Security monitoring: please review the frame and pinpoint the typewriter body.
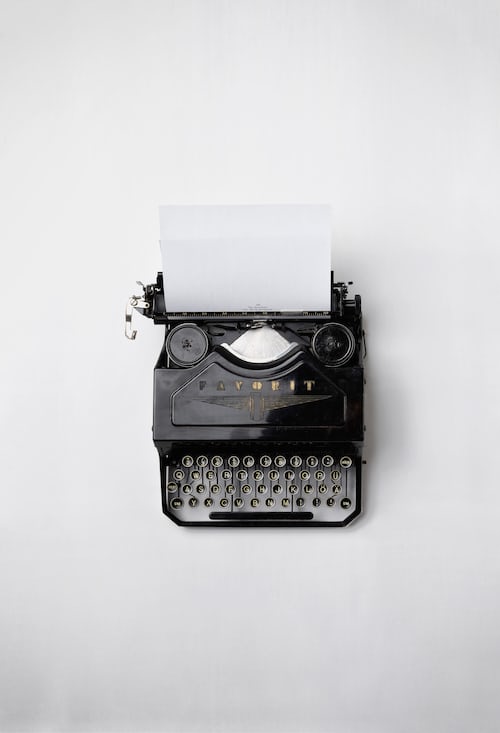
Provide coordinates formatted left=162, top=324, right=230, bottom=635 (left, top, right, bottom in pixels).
left=127, top=272, right=365, bottom=527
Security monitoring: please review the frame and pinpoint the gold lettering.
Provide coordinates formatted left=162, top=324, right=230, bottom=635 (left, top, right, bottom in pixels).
left=251, top=381, right=263, bottom=391
left=235, top=380, right=243, bottom=391
left=289, top=379, right=295, bottom=391
left=304, top=380, right=315, bottom=392
left=217, top=381, right=225, bottom=391
left=271, top=381, right=280, bottom=391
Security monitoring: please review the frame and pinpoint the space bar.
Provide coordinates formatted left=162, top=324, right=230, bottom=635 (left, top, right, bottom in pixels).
left=209, top=512, right=313, bottom=521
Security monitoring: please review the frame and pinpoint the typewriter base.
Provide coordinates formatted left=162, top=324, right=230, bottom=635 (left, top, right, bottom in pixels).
left=159, top=445, right=362, bottom=527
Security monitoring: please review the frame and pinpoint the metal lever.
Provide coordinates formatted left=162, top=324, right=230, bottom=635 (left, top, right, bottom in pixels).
left=125, top=291, right=150, bottom=340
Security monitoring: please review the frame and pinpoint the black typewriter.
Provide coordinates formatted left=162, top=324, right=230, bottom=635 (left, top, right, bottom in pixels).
left=126, top=273, right=365, bottom=527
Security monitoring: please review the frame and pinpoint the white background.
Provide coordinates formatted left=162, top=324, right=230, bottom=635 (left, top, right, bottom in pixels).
left=1, top=2, right=500, bottom=732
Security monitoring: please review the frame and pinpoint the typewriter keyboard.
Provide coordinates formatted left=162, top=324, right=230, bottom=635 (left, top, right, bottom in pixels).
left=165, top=451, right=358, bottom=524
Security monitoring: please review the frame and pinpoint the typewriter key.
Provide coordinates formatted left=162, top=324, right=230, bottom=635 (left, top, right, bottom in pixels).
left=167, top=482, right=178, bottom=493
left=333, top=485, right=341, bottom=495
left=204, top=497, right=213, bottom=507
left=236, top=469, right=248, bottom=481
left=312, top=322, right=356, bottom=367
left=341, top=498, right=352, bottom=509
left=189, top=497, right=198, bottom=507
left=228, top=456, right=240, bottom=468
left=226, top=484, right=236, bottom=495
left=266, top=498, right=275, bottom=507
left=191, top=470, right=201, bottom=481
left=269, top=470, right=279, bottom=481
left=166, top=323, right=209, bottom=367
left=253, top=470, right=264, bottom=481
left=197, top=456, right=208, bottom=467
left=196, top=484, right=206, bottom=493
left=318, top=484, right=328, bottom=493
left=211, top=484, right=221, bottom=494
left=257, top=484, right=267, bottom=494
left=322, top=455, right=334, bottom=467
left=340, top=456, right=353, bottom=468
left=300, top=470, right=310, bottom=481
left=206, top=470, right=215, bottom=480
left=284, top=470, right=295, bottom=481
left=243, top=455, right=255, bottom=467
left=282, top=498, right=291, bottom=508
left=260, top=455, right=272, bottom=467
left=331, top=470, right=341, bottom=481
left=250, top=498, right=259, bottom=508
left=234, top=498, right=244, bottom=508
left=289, top=484, right=298, bottom=494
left=290, top=455, right=302, bottom=468
left=211, top=456, right=223, bottom=467
left=296, top=497, right=305, bottom=507
left=327, top=497, right=335, bottom=507
left=312, top=498, right=321, bottom=507
left=173, top=469, right=184, bottom=481
left=182, top=485, right=192, bottom=494
left=275, top=455, right=286, bottom=467
left=222, top=469, right=232, bottom=480
left=182, top=455, right=194, bottom=467
left=220, top=498, right=229, bottom=508
left=306, top=456, right=318, bottom=467
left=170, top=498, right=183, bottom=510
left=242, top=484, right=252, bottom=494
left=304, top=484, right=313, bottom=494
left=272, top=484, right=283, bottom=494
left=315, top=470, right=325, bottom=481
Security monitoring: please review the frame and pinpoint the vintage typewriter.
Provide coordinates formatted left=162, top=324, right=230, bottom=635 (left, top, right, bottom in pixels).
left=127, top=206, right=365, bottom=527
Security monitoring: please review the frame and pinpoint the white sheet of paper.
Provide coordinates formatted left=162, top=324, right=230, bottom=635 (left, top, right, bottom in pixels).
left=159, top=205, right=331, bottom=313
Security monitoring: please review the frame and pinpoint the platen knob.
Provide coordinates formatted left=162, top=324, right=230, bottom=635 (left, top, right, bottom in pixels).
left=311, top=323, right=356, bottom=367
left=166, top=323, right=209, bottom=366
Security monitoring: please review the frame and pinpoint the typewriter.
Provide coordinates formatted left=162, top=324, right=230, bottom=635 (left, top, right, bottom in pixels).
left=126, top=272, right=365, bottom=527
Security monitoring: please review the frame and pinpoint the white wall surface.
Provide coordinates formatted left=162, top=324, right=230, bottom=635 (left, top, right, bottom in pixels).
left=1, top=1, right=500, bottom=731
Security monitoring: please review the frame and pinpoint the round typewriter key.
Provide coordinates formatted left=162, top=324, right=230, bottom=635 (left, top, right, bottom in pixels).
left=312, top=322, right=356, bottom=367
left=182, top=484, right=192, bottom=494
left=296, top=497, right=305, bottom=508
left=322, top=455, right=334, bottom=467
left=191, top=470, right=201, bottom=481
left=241, top=484, right=252, bottom=494
left=220, top=498, right=229, bottom=508
left=188, top=497, right=198, bottom=507
left=312, top=498, right=321, bottom=507
left=211, top=455, right=223, bottom=467
left=282, top=497, right=291, bottom=507
left=266, top=497, right=275, bottom=507
left=275, top=455, right=286, bottom=467
left=284, top=470, right=295, bottom=481
left=341, top=498, right=352, bottom=509
left=166, top=323, right=209, bottom=367
left=340, top=456, right=353, bottom=468
left=257, top=484, right=267, bottom=494
left=173, top=469, right=184, bottom=481
left=197, top=455, right=208, bottom=468
left=243, top=455, right=255, bottom=467
left=196, top=484, right=206, bottom=493
left=327, top=497, right=335, bottom=507
left=306, top=456, right=318, bottom=468
left=260, top=455, right=272, bottom=467
left=182, top=455, right=194, bottom=467
left=272, top=484, right=283, bottom=494
left=222, top=469, right=232, bottom=480
left=290, top=455, right=302, bottom=468
left=204, top=497, right=213, bottom=507
left=289, top=484, right=298, bottom=494
left=331, top=470, right=341, bottom=481
left=228, top=456, right=240, bottom=468
left=315, top=470, right=325, bottom=481
left=234, top=498, right=244, bottom=508
left=167, top=482, right=178, bottom=493
left=250, top=498, right=259, bottom=508
left=236, top=469, right=248, bottom=481
left=170, top=498, right=183, bottom=510
left=206, top=470, right=215, bottom=480
left=269, top=470, right=279, bottom=481
left=318, top=484, right=328, bottom=494
left=253, top=470, right=264, bottom=481
left=304, top=484, right=313, bottom=494
left=300, top=470, right=310, bottom=481
left=333, top=484, right=342, bottom=494
left=210, top=484, right=220, bottom=494
left=226, top=484, right=236, bottom=495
